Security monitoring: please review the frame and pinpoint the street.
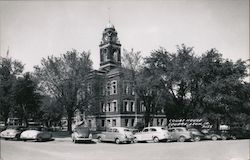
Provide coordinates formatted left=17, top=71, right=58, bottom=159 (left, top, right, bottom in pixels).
left=1, top=139, right=249, bottom=160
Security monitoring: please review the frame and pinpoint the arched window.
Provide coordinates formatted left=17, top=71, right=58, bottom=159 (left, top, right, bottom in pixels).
left=111, top=80, right=117, bottom=95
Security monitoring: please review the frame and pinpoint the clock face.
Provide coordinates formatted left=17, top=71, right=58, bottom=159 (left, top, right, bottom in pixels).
left=104, top=35, right=109, bottom=41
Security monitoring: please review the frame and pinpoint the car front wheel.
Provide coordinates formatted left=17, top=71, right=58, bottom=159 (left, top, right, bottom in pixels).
left=153, top=137, right=159, bottom=143
left=178, top=136, right=185, bottom=142
left=211, top=136, right=217, bottom=141
left=133, top=137, right=138, bottom=143
left=97, top=137, right=102, bottom=143
left=194, top=136, right=201, bottom=142
left=115, top=138, right=120, bottom=144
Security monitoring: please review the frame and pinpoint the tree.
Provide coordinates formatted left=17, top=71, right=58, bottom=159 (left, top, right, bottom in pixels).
left=13, top=72, right=41, bottom=127
left=135, top=68, right=164, bottom=126
left=0, top=57, right=24, bottom=125
left=39, top=96, right=64, bottom=128
left=146, top=45, right=197, bottom=119
left=145, top=45, right=250, bottom=128
left=190, top=49, right=250, bottom=128
left=34, top=49, right=93, bottom=132
left=122, top=48, right=143, bottom=124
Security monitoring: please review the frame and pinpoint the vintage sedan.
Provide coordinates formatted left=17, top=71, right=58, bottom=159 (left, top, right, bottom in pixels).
left=20, top=127, right=52, bottom=142
left=188, top=128, right=204, bottom=141
left=200, top=129, right=222, bottom=141
left=71, top=126, right=92, bottom=143
left=168, top=127, right=192, bottom=142
left=0, top=126, right=26, bottom=140
left=97, top=127, right=134, bottom=144
left=134, top=127, right=169, bottom=143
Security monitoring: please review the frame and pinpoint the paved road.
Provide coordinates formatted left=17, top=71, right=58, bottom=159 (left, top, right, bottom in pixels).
left=1, top=139, right=249, bottom=160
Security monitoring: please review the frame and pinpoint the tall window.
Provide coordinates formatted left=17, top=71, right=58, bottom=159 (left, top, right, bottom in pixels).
left=131, top=119, right=135, bottom=127
left=125, top=119, right=129, bottom=127
left=107, top=103, right=111, bottom=112
left=140, top=101, right=146, bottom=112
left=112, top=119, right=116, bottom=126
left=124, top=100, right=129, bottom=112
left=101, top=102, right=105, bottom=112
left=113, top=101, right=117, bottom=112
left=101, top=120, right=105, bottom=127
left=130, top=101, right=135, bottom=112
left=111, top=80, right=117, bottom=95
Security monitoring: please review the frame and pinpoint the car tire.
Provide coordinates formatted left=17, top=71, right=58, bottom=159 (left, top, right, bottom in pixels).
left=194, top=136, right=201, bottom=142
left=115, top=138, right=120, bottom=144
left=97, top=137, right=102, bottom=143
left=221, top=136, right=227, bottom=140
left=178, top=136, right=185, bottom=142
left=37, top=137, right=43, bottom=142
left=232, top=136, right=236, bottom=140
left=133, top=137, right=138, bottom=143
left=211, top=136, right=217, bottom=141
left=153, top=137, right=159, bottom=143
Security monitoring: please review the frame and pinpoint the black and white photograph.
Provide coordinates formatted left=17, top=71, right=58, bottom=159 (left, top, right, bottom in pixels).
left=0, top=0, right=249, bottom=160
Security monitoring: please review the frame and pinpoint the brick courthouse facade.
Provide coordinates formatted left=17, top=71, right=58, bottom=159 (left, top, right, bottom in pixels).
left=78, top=23, right=167, bottom=131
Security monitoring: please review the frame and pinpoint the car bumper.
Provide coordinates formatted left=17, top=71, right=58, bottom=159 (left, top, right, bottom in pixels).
left=1, top=135, right=16, bottom=139
left=75, top=137, right=92, bottom=141
left=121, top=138, right=134, bottom=142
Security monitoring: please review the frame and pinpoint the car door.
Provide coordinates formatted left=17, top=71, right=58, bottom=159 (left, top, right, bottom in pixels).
left=140, top=128, right=151, bottom=141
left=105, top=128, right=113, bottom=141
left=149, top=128, right=158, bottom=140
left=168, top=129, right=176, bottom=140
left=111, top=128, right=119, bottom=141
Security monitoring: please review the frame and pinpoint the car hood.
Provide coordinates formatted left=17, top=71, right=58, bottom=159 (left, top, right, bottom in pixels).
left=1, top=129, right=20, bottom=135
left=21, top=130, right=42, bottom=136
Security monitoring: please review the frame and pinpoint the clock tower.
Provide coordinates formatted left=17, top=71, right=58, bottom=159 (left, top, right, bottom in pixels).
left=99, top=22, right=121, bottom=70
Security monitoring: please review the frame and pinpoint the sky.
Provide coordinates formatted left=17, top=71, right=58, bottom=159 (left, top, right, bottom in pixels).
left=0, top=0, right=249, bottom=72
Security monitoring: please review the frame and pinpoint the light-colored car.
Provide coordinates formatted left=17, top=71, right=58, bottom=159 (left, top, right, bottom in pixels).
left=97, top=127, right=134, bottom=144
left=168, top=127, right=192, bottom=142
left=0, top=126, right=26, bottom=140
left=71, top=126, right=92, bottom=143
left=20, top=127, right=52, bottom=142
left=134, top=126, right=169, bottom=143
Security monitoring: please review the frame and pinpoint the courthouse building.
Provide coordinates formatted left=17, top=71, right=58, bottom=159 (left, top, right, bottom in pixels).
left=76, top=22, right=167, bottom=130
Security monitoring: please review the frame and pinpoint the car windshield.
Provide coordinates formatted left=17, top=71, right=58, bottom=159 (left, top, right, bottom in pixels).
left=7, top=126, right=25, bottom=131
left=29, top=127, right=42, bottom=131
left=75, top=127, right=90, bottom=134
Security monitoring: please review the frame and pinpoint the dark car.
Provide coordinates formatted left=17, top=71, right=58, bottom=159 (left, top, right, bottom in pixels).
left=188, top=128, right=204, bottom=141
left=71, top=126, right=92, bottom=143
left=201, top=130, right=222, bottom=141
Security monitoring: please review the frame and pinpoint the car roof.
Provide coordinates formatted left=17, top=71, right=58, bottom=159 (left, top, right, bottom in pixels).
left=110, top=127, right=129, bottom=130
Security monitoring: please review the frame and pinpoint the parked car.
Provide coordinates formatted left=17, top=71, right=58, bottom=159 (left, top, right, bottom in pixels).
left=20, top=126, right=52, bottom=142
left=0, top=126, right=26, bottom=140
left=188, top=128, right=204, bottom=141
left=129, top=128, right=139, bottom=135
left=71, top=126, right=92, bottom=143
left=168, top=127, right=192, bottom=142
left=201, top=130, right=222, bottom=141
left=97, top=127, right=134, bottom=144
left=134, top=126, right=169, bottom=143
